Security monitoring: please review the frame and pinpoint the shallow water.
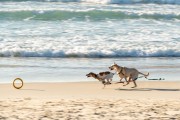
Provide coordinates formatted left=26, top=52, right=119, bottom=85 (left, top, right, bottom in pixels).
left=0, top=57, right=179, bottom=83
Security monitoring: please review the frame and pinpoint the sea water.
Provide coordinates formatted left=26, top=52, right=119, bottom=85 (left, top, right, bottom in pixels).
left=0, top=0, right=180, bottom=83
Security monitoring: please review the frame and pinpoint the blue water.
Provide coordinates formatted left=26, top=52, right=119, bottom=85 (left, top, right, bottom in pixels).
left=0, top=57, right=180, bottom=83
left=0, top=0, right=180, bottom=83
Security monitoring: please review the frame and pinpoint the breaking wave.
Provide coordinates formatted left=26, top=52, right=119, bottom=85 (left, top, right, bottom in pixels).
left=0, top=48, right=180, bottom=58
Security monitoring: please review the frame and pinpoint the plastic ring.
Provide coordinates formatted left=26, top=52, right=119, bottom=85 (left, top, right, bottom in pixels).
left=13, top=78, right=24, bottom=89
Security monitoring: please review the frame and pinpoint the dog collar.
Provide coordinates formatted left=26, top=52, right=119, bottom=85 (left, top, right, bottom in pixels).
left=117, top=67, right=125, bottom=76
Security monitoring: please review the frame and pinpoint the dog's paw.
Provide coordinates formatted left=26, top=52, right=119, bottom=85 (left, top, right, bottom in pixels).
left=106, top=82, right=111, bottom=85
left=131, top=86, right=137, bottom=88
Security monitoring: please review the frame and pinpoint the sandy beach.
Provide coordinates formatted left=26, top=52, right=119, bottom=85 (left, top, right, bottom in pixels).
left=1, top=0, right=180, bottom=119
left=1, top=81, right=180, bottom=120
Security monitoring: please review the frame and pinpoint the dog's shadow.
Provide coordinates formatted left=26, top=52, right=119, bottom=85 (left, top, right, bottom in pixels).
left=115, top=88, right=180, bottom=91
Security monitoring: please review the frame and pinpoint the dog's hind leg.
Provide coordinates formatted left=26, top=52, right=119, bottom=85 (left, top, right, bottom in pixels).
left=131, top=76, right=138, bottom=88
left=131, top=80, right=137, bottom=88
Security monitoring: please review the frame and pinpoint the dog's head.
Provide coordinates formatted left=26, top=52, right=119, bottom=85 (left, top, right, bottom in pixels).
left=109, top=62, right=118, bottom=70
left=86, top=72, right=96, bottom=78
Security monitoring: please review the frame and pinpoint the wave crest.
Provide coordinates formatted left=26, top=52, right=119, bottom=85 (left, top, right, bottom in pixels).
left=0, top=10, right=179, bottom=21
left=0, top=49, right=180, bottom=58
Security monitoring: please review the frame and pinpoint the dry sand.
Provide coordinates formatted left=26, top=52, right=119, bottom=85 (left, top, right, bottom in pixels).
left=0, top=81, right=180, bottom=120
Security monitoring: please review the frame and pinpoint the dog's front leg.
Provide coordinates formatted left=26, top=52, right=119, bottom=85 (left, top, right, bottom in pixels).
left=115, top=78, right=124, bottom=84
left=103, top=84, right=106, bottom=89
left=102, top=80, right=106, bottom=89
left=123, top=77, right=131, bottom=86
left=124, top=77, right=128, bottom=83
left=119, top=78, right=123, bottom=82
left=107, top=79, right=111, bottom=84
left=109, top=79, right=112, bottom=84
left=123, top=77, right=130, bottom=86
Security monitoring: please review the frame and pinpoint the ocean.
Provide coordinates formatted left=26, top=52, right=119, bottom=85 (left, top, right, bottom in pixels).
left=0, top=0, right=180, bottom=83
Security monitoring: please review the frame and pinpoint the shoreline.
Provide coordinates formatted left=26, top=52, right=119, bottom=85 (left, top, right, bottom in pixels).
left=0, top=57, right=180, bottom=83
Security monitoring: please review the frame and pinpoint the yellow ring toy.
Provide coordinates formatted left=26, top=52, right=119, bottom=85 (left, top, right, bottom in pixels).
left=13, top=78, right=24, bottom=89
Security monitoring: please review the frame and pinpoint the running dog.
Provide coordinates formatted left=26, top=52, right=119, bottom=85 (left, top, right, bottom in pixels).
left=86, top=71, right=114, bottom=88
left=109, top=63, right=149, bottom=88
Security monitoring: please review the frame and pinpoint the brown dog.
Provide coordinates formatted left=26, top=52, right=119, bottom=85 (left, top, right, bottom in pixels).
left=109, top=63, right=149, bottom=88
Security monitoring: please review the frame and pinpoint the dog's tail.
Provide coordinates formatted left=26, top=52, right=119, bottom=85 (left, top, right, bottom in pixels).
left=139, top=72, right=149, bottom=79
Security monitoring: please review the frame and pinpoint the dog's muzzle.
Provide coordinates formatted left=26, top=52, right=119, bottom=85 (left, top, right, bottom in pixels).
left=109, top=67, right=113, bottom=70
left=86, top=74, right=90, bottom=77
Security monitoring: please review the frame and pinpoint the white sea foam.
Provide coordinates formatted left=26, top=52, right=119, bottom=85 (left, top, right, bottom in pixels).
left=0, top=36, right=180, bottom=57
left=0, top=1, right=179, bottom=58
